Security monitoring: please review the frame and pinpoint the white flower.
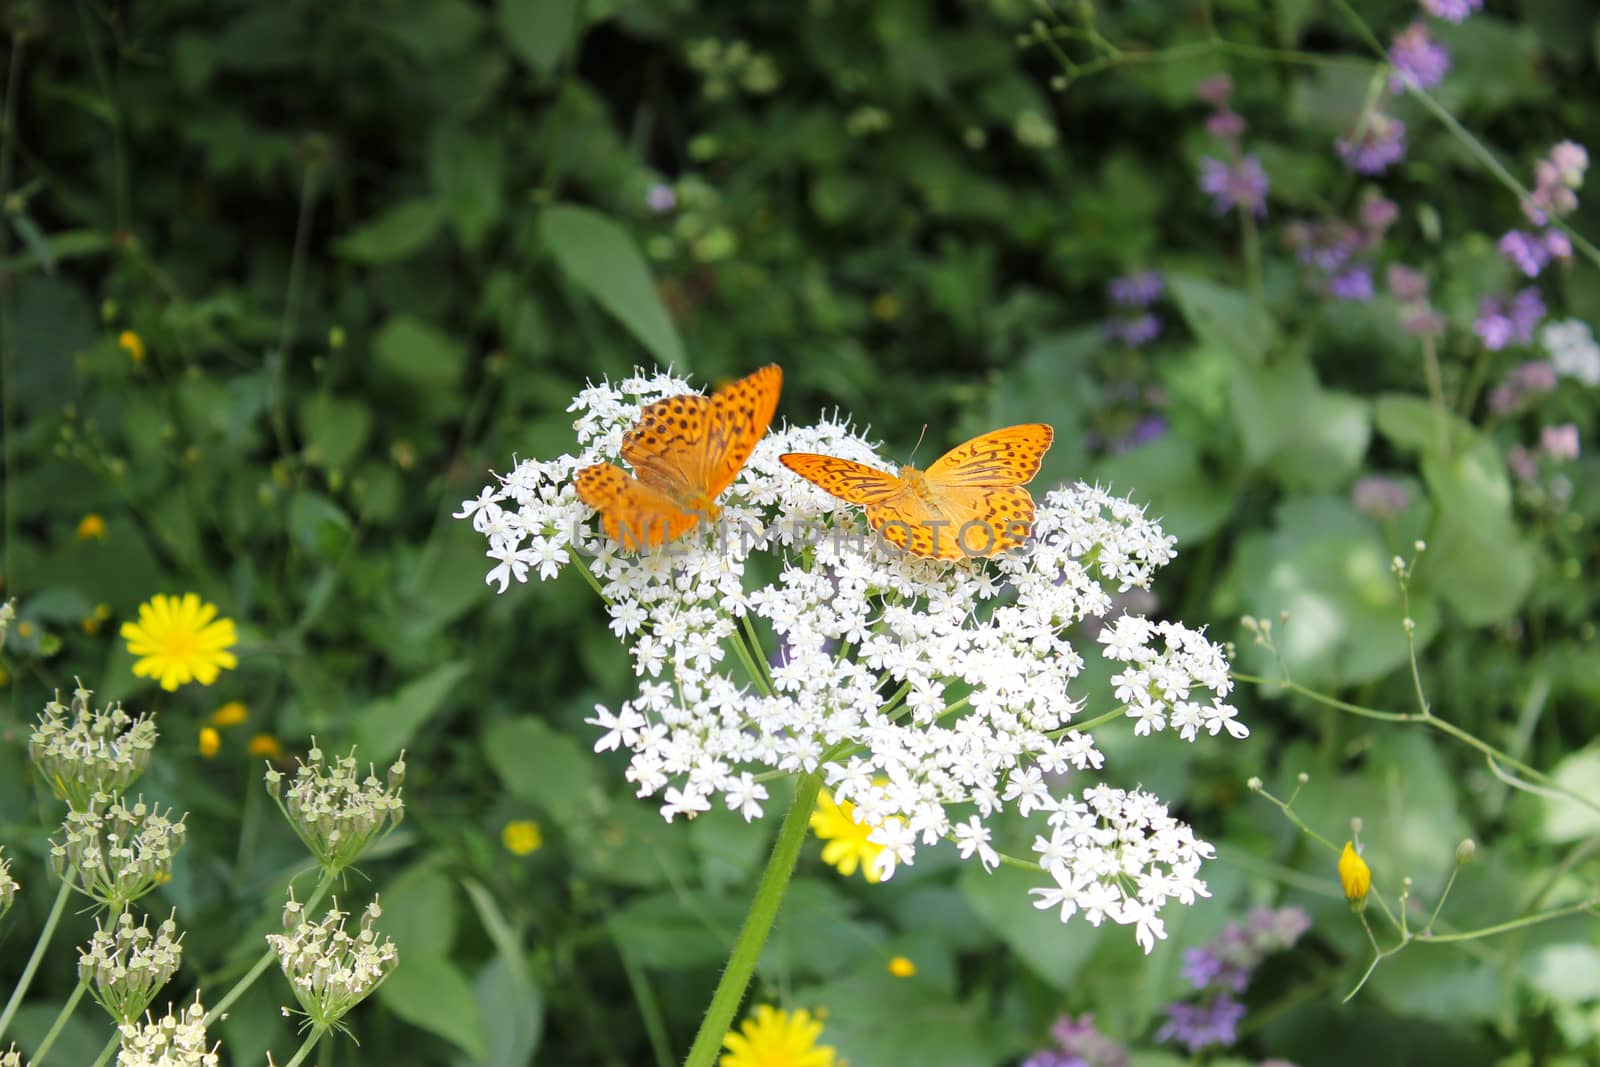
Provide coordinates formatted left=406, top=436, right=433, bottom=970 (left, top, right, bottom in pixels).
left=1542, top=318, right=1600, bottom=386
left=458, top=368, right=1245, bottom=952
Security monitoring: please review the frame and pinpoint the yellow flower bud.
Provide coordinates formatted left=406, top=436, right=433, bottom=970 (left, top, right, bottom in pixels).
left=887, top=955, right=916, bottom=978
left=198, top=727, right=221, bottom=759
left=1339, top=841, right=1371, bottom=909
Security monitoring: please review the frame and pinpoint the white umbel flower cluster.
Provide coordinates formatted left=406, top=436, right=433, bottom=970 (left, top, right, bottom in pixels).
left=268, top=895, right=397, bottom=1029
left=115, top=995, right=219, bottom=1067
left=459, top=369, right=1245, bottom=953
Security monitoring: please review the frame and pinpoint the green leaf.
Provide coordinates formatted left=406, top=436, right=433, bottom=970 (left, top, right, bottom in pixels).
left=482, top=717, right=602, bottom=828
left=381, top=864, right=459, bottom=958
left=1373, top=393, right=1477, bottom=457
left=379, top=953, right=488, bottom=1059
left=1264, top=386, right=1371, bottom=492
left=1169, top=274, right=1277, bottom=365
left=1540, top=747, right=1600, bottom=843
left=336, top=197, right=446, bottom=263
left=373, top=314, right=468, bottom=396
left=497, top=0, right=580, bottom=77
left=351, top=660, right=470, bottom=762
left=454, top=955, right=544, bottom=1067
left=1228, top=352, right=1319, bottom=467
left=10, top=211, right=57, bottom=273
left=958, top=862, right=1101, bottom=991
left=1420, top=440, right=1535, bottom=625
left=297, top=394, right=372, bottom=471
left=429, top=127, right=506, bottom=252
left=1221, top=496, right=1440, bottom=688
left=540, top=204, right=685, bottom=367
left=1093, top=436, right=1234, bottom=543
left=606, top=890, right=744, bottom=969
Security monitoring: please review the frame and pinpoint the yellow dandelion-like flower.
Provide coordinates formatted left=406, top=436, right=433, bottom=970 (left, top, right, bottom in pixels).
left=809, top=788, right=884, bottom=884
left=120, top=593, right=238, bottom=692
left=211, top=701, right=249, bottom=727
left=248, top=734, right=284, bottom=761
left=199, top=726, right=221, bottom=759
left=77, top=514, right=108, bottom=540
left=502, top=820, right=544, bottom=856
left=887, top=956, right=916, bottom=978
left=118, top=330, right=146, bottom=363
left=721, top=1005, right=838, bottom=1067
left=1339, top=841, right=1371, bottom=908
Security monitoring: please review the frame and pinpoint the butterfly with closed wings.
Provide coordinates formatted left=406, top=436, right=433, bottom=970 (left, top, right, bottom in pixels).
left=574, top=365, right=782, bottom=551
left=780, top=423, right=1054, bottom=560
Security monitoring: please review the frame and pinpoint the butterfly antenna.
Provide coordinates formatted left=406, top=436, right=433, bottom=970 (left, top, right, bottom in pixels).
left=908, top=423, right=929, bottom=464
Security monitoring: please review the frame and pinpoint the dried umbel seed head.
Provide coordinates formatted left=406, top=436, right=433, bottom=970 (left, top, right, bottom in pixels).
left=115, top=994, right=219, bottom=1067
left=266, top=742, right=405, bottom=874
left=51, top=794, right=188, bottom=909
left=30, top=684, right=158, bottom=811
left=267, top=894, right=398, bottom=1031
left=80, top=909, right=185, bottom=1025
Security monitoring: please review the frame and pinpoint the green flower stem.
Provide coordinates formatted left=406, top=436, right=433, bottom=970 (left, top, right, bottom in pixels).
left=0, top=876, right=73, bottom=1042
left=27, top=977, right=87, bottom=1067
left=1231, top=670, right=1600, bottom=817
left=89, top=1034, right=117, bottom=1067
left=281, top=1023, right=329, bottom=1067
left=681, top=772, right=823, bottom=1067
left=208, top=867, right=337, bottom=1019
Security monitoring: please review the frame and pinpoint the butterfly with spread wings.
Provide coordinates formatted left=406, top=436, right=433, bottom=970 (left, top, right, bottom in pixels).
left=780, top=424, right=1054, bottom=560
left=574, top=365, right=782, bottom=551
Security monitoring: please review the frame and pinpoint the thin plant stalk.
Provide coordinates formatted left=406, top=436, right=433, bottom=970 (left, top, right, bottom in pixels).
left=0, top=877, right=73, bottom=1042
left=26, top=977, right=87, bottom=1067
left=280, top=1023, right=329, bottom=1067
left=209, top=867, right=338, bottom=1019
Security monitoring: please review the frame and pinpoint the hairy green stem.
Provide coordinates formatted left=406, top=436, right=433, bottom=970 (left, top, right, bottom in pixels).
left=681, top=773, right=822, bottom=1067
left=0, top=877, right=73, bottom=1042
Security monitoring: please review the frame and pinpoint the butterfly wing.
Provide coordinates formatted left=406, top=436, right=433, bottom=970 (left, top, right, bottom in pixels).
left=780, top=453, right=906, bottom=504
left=703, top=364, right=783, bottom=497
left=916, top=485, right=1037, bottom=557
left=574, top=463, right=703, bottom=550
left=865, top=495, right=964, bottom=560
left=620, top=394, right=713, bottom=500
left=925, top=424, right=1054, bottom=487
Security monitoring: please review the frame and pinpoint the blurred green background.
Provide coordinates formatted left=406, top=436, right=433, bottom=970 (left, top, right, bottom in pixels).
left=2, top=0, right=1599, bottom=1064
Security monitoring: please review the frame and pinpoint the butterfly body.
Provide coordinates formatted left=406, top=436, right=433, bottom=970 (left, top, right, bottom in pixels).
left=781, top=423, right=1054, bottom=560
left=575, top=365, right=782, bottom=550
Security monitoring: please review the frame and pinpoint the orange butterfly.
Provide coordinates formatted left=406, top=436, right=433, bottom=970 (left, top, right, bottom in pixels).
left=780, top=424, right=1054, bottom=560
left=574, top=365, right=782, bottom=550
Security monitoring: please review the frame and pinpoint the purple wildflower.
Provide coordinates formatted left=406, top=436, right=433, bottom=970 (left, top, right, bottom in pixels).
left=1550, top=141, right=1589, bottom=185
left=1387, top=264, right=1429, bottom=302
left=1545, top=230, right=1573, bottom=261
left=1102, top=316, right=1161, bottom=347
left=1352, top=475, right=1411, bottom=519
left=1499, top=230, right=1552, bottom=277
left=1475, top=289, right=1545, bottom=351
left=1182, top=946, right=1226, bottom=989
left=646, top=183, right=677, bottom=213
left=1389, top=23, right=1449, bottom=92
left=1360, top=195, right=1399, bottom=235
left=1196, top=73, right=1233, bottom=107
left=1402, top=307, right=1446, bottom=337
left=1206, top=110, right=1247, bottom=140
left=1108, top=270, right=1165, bottom=307
left=1525, top=142, right=1588, bottom=223
left=1420, top=0, right=1482, bottom=22
left=1111, top=413, right=1168, bottom=452
left=1050, top=1015, right=1129, bottom=1067
left=1328, top=267, right=1374, bottom=301
left=1542, top=422, right=1580, bottom=460
left=1335, top=114, right=1407, bottom=175
left=1508, top=444, right=1538, bottom=482
left=1199, top=155, right=1269, bottom=216
left=1156, top=997, right=1247, bottom=1052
